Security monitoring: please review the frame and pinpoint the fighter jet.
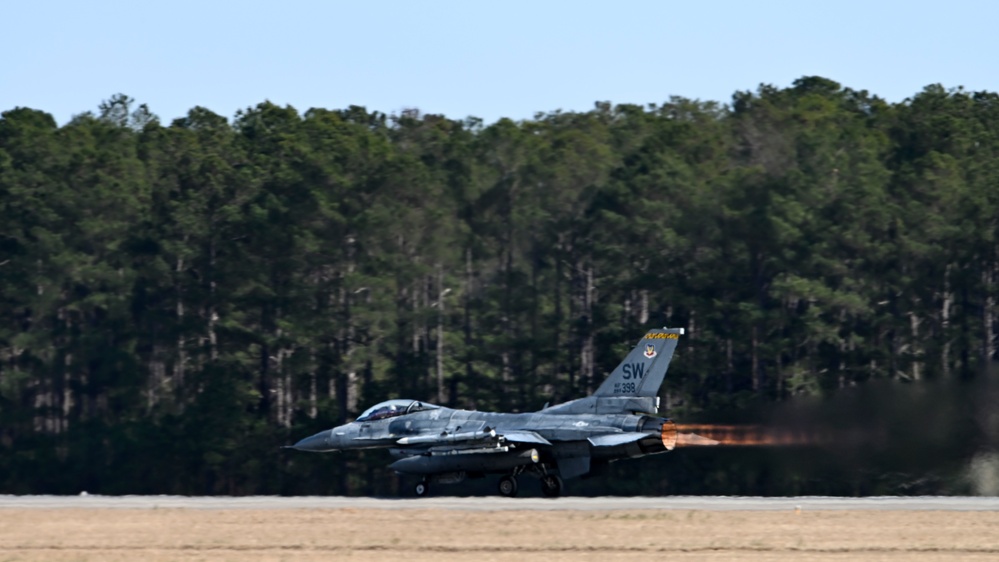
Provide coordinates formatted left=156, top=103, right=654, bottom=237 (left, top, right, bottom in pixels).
left=289, top=327, right=684, bottom=497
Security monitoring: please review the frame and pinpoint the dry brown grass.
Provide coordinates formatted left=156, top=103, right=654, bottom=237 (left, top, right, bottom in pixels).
left=1, top=508, right=998, bottom=561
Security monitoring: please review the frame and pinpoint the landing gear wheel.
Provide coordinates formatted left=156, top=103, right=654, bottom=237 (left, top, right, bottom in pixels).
left=540, top=474, right=563, bottom=498
left=414, top=480, right=429, bottom=497
left=498, top=476, right=519, bottom=497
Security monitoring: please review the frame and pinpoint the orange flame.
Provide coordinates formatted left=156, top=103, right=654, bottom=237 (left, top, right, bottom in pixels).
left=674, top=423, right=821, bottom=447
left=660, top=420, right=678, bottom=451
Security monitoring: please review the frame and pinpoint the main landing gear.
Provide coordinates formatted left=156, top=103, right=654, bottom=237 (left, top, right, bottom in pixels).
left=540, top=474, right=563, bottom=498
left=498, top=465, right=564, bottom=498
left=498, top=475, right=519, bottom=497
left=497, top=473, right=562, bottom=497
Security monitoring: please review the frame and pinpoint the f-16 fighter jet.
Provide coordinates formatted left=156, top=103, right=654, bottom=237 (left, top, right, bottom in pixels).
left=289, top=327, right=685, bottom=497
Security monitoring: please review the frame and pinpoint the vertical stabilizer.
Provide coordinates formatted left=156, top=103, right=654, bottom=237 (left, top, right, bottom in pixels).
left=593, top=327, right=684, bottom=397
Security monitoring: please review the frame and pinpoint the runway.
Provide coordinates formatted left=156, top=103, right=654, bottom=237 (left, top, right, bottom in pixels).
left=3, top=494, right=998, bottom=511
left=4, top=495, right=999, bottom=561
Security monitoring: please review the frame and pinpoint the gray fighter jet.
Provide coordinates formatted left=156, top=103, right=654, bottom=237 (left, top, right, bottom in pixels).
left=289, top=327, right=684, bottom=497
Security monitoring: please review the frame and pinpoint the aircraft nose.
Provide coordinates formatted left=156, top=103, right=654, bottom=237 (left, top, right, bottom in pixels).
left=291, top=429, right=336, bottom=452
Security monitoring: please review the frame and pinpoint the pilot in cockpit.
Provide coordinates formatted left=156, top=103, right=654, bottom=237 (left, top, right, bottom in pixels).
left=366, top=404, right=398, bottom=420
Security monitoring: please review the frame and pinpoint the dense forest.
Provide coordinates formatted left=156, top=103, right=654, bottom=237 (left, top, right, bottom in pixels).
left=2, top=77, right=998, bottom=496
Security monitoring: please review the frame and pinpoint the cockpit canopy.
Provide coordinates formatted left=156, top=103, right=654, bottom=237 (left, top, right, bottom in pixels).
left=356, top=399, right=441, bottom=422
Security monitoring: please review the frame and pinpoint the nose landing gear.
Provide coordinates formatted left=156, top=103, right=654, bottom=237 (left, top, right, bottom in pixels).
left=414, top=479, right=429, bottom=497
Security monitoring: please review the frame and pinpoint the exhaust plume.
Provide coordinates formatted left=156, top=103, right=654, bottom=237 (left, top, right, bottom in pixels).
left=675, top=424, right=825, bottom=447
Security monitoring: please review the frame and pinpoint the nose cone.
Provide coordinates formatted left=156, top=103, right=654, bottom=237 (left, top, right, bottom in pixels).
left=291, top=429, right=337, bottom=452
left=288, top=424, right=356, bottom=452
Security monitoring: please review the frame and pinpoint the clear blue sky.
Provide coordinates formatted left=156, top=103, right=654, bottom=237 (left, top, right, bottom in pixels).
left=3, top=0, right=998, bottom=125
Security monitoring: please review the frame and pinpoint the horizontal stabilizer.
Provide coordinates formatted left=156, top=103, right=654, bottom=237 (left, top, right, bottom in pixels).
left=587, top=432, right=648, bottom=447
left=500, top=430, right=552, bottom=446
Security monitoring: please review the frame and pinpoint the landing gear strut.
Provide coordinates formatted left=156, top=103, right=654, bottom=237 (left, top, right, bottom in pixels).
left=498, top=475, right=519, bottom=497
left=414, top=479, right=429, bottom=497
left=540, top=474, right=563, bottom=498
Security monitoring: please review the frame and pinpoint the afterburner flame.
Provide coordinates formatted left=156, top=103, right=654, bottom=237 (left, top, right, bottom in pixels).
left=674, top=424, right=820, bottom=447
left=660, top=420, right=678, bottom=451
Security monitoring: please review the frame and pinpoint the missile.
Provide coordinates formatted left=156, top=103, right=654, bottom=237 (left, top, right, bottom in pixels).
left=396, top=428, right=497, bottom=446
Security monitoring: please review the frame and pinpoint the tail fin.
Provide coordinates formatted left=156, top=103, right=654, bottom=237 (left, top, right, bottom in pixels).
left=593, top=327, right=684, bottom=397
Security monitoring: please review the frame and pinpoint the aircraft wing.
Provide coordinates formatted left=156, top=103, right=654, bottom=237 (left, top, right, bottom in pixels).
left=587, top=432, right=649, bottom=447
left=499, top=430, right=552, bottom=446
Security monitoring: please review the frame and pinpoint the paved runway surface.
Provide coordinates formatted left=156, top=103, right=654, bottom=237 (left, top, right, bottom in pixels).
left=3, top=495, right=998, bottom=511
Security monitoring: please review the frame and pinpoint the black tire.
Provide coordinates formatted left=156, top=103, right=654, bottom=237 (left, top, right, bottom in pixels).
left=498, top=476, right=519, bottom=497
left=540, top=474, right=563, bottom=498
left=414, top=481, right=429, bottom=497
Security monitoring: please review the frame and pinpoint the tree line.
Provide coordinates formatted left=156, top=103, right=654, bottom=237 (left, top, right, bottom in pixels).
left=1, top=76, right=997, bottom=495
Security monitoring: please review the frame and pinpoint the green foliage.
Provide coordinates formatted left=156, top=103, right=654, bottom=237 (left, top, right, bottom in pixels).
left=1, top=81, right=997, bottom=495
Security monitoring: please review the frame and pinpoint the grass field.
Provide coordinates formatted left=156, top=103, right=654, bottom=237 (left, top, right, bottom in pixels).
left=2, top=507, right=998, bottom=561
